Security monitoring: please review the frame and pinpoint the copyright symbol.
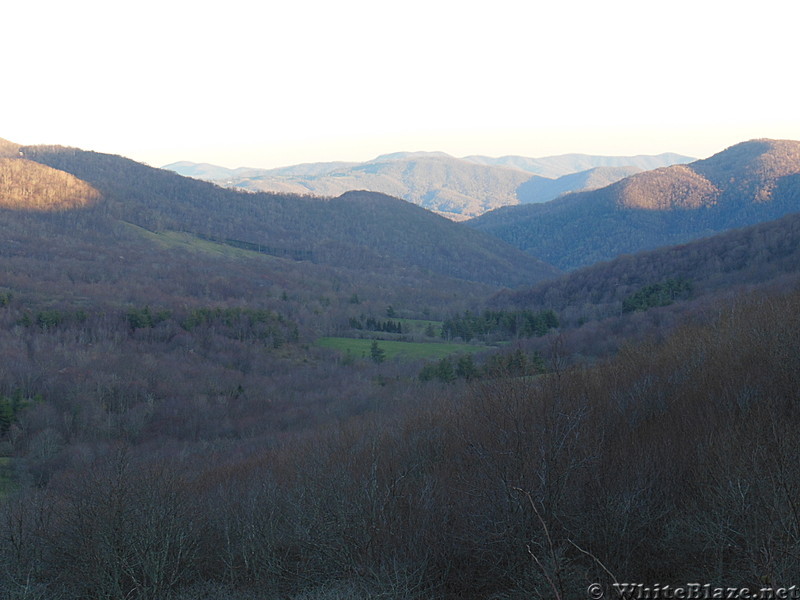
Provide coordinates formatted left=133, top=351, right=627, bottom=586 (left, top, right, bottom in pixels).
left=587, top=582, right=604, bottom=599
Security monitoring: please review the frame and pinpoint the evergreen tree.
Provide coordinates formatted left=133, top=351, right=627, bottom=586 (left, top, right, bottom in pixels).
left=456, top=354, right=479, bottom=381
left=436, top=357, right=456, bottom=383
left=370, top=340, right=386, bottom=364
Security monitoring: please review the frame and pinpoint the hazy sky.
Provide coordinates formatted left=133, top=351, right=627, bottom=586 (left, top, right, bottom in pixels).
left=4, top=0, right=799, bottom=168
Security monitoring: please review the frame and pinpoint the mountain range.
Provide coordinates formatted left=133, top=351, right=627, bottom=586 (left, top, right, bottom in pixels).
left=461, top=151, right=694, bottom=178
left=164, top=151, right=693, bottom=219
left=4, top=134, right=800, bottom=598
left=469, top=139, right=800, bottom=270
left=6, top=136, right=800, bottom=285
left=5, top=141, right=558, bottom=291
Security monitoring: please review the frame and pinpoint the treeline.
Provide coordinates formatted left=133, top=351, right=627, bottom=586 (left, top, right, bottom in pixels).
left=348, top=316, right=405, bottom=334
left=13, top=304, right=300, bottom=348
left=419, top=348, right=545, bottom=383
left=19, top=308, right=89, bottom=330
left=2, top=287, right=799, bottom=598
left=621, top=277, right=692, bottom=312
left=441, top=308, right=558, bottom=341
left=180, top=307, right=299, bottom=345
left=193, top=233, right=314, bottom=262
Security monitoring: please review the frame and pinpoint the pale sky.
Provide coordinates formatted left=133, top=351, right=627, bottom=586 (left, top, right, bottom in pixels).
left=4, top=0, right=799, bottom=169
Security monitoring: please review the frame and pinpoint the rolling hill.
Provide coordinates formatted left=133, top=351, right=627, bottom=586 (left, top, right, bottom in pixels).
left=490, top=208, right=800, bottom=324
left=469, top=139, right=800, bottom=270
left=16, top=144, right=560, bottom=289
left=164, top=151, right=692, bottom=219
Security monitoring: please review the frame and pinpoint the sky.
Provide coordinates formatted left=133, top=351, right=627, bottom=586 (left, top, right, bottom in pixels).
left=4, top=0, right=800, bottom=169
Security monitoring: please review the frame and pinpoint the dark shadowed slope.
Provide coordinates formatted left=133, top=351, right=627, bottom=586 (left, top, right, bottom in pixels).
left=490, top=208, right=800, bottom=325
left=515, top=166, right=643, bottom=204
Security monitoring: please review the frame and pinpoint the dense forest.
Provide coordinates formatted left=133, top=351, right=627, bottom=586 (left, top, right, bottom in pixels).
left=490, top=207, right=800, bottom=327
left=2, top=278, right=800, bottom=599
left=1, top=138, right=800, bottom=599
left=469, top=139, right=800, bottom=270
left=0, top=159, right=100, bottom=211
left=19, top=146, right=559, bottom=288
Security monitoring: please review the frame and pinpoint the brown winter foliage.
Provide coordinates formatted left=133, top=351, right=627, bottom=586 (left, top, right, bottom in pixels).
left=0, top=138, right=20, bottom=158
left=491, top=208, right=800, bottom=327
left=1, top=138, right=800, bottom=599
left=0, top=158, right=100, bottom=211
left=616, top=139, right=800, bottom=209
left=693, top=138, right=800, bottom=202
left=18, top=145, right=559, bottom=287
left=615, top=164, right=720, bottom=209
left=2, top=279, right=799, bottom=599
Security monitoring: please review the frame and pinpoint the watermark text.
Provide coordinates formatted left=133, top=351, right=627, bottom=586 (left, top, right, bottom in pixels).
left=587, top=582, right=800, bottom=600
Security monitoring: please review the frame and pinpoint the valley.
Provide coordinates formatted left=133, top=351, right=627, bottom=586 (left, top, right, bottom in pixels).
left=0, top=136, right=799, bottom=599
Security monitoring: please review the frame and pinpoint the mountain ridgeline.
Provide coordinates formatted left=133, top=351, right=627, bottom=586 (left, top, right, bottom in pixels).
left=462, top=151, right=694, bottom=178
left=469, top=139, right=800, bottom=270
left=165, top=151, right=693, bottom=219
left=15, top=145, right=559, bottom=288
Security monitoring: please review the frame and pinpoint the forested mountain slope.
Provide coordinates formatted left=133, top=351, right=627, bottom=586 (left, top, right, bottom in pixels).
left=469, top=139, right=800, bottom=270
left=0, top=157, right=100, bottom=211
left=0, top=137, right=21, bottom=157
left=20, top=145, right=560, bottom=288
left=490, top=208, right=800, bottom=326
left=166, top=151, right=692, bottom=219
left=3, top=248, right=799, bottom=599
